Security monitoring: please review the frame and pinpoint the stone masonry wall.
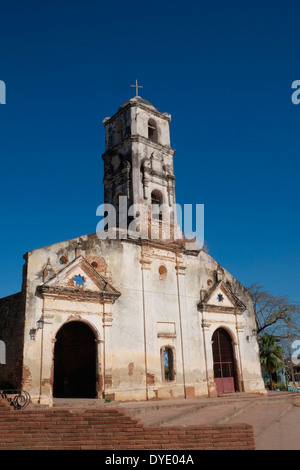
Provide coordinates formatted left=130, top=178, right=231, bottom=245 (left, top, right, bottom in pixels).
left=0, top=396, right=255, bottom=450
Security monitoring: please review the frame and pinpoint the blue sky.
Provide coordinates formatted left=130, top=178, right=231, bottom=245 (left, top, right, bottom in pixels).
left=0, top=0, right=300, bottom=304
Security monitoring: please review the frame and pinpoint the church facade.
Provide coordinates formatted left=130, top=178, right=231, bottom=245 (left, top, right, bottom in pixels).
left=0, top=95, right=266, bottom=405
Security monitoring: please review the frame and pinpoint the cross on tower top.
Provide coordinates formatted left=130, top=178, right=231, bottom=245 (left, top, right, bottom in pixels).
left=130, top=79, right=143, bottom=97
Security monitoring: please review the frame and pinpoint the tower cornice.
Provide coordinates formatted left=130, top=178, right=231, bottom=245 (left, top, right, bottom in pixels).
left=102, top=135, right=175, bottom=159
left=103, top=97, right=171, bottom=127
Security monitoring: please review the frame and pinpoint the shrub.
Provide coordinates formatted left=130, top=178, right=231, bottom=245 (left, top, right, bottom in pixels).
left=275, top=382, right=287, bottom=391
left=265, top=381, right=276, bottom=390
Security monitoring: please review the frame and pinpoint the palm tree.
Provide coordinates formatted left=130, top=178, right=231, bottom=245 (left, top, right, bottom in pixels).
left=259, top=334, right=284, bottom=390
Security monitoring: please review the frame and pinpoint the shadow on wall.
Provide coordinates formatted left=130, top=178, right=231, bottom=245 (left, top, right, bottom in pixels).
left=0, top=293, right=25, bottom=389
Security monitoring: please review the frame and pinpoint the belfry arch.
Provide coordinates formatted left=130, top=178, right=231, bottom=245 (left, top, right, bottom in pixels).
left=53, top=321, right=97, bottom=398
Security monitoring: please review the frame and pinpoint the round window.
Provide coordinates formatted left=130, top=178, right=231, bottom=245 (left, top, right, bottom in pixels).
left=158, top=265, right=167, bottom=279
left=59, top=255, right=68, bottom=265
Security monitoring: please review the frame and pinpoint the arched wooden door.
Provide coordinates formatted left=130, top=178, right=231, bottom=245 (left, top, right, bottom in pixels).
left=212, top=328, right=236, bottom=394
left=53, top=321, right=97, bottom=398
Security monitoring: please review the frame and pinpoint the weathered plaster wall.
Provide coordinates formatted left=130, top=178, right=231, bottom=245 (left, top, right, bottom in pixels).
left=102, top=98, right=176, bottom=235
left=20, top=230, right=265, bottom=404
left=1, top=95, right=265, bottom=405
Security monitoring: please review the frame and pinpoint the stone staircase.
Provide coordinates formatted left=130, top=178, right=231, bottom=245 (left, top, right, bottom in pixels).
left=0, top=392, right=255, bottom=450
left=110, top=391, right=300, bottom=450
left=0, top=391, right=13, bottom=410
left=0, top=389, right=31, bottom=410
left=52, top=397, right=105, bottom=408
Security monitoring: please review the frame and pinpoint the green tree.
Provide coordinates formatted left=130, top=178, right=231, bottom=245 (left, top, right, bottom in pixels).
left=259, top=334, right=284, bottom=390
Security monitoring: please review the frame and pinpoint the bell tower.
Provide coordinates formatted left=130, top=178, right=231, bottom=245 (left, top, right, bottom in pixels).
left=102, top=93, right=177, bottom=237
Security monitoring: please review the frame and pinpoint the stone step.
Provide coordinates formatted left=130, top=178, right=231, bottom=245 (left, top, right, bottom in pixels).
left=52, top=398, right=105, bottom=408
left=0, top=402, right=254, bottom=450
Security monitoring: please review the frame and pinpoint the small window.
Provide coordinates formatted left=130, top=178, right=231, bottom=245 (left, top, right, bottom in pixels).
left=217, top=294, right=224, bottom=302
left=114, top=192, right=126, bottom=225
left=148, top=119, right=158, bottom=143
left=59, top=255, right=68, bottom=265
left=115, top=120, right=123, bottom=145
left=161, top=346, right=175, bottom=381
left=73, top=275, right=85, bottom=287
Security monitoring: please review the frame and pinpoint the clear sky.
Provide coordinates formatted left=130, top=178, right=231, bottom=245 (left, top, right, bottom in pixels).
left=0, top=0, right=300, bottom=304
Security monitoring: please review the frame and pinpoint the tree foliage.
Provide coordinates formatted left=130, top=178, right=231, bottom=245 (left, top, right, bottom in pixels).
left=248, top=284, right=300, bottom=338
left=258, top=334, right=284, bottom=389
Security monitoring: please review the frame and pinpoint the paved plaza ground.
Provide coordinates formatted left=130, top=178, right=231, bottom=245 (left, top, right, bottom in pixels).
left=52, top=391, right=300, bottom=450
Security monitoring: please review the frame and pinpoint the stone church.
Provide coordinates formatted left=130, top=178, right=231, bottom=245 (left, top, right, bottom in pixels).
left=0, top=93, right=265, bottom=405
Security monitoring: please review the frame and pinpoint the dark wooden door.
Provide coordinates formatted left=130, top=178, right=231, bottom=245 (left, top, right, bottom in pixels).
left=212, top=328, right=236, bottom=394
left=53, top=321, right=97, bottom=398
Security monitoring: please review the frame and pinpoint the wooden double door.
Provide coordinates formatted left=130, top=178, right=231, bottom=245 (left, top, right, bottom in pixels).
left=212, top=328, right=236, bottom=394
left=53, top=321, right=97, bottom=398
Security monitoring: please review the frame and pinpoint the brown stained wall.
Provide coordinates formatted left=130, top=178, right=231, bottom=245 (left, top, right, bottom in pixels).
left=15, top=229, right=265, bottom=403
left=0, top=292, right=25, bottom=389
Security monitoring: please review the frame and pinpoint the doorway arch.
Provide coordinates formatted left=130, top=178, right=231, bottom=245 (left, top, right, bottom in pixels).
left=53, top=321, right=97, bottom=398
left=212, top=328, right=237, bottom=394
